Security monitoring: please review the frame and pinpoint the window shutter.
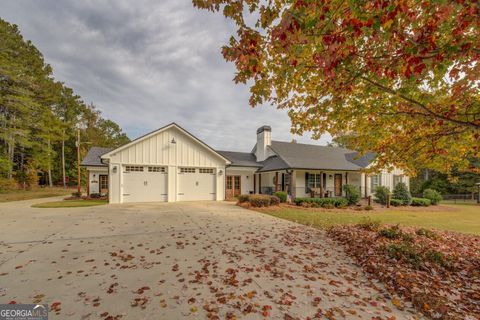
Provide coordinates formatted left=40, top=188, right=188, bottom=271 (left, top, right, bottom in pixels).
left=305, top=172, right=309, bottom=192
left=323, top=173, right=327, bottom=188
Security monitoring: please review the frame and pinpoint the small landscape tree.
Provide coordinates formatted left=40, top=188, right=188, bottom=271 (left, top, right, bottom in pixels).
left=374, top=186, right=391, bottom=205
left=392, top=182, right=412, bottom=205
left=343, top=184, right=360, bottom=205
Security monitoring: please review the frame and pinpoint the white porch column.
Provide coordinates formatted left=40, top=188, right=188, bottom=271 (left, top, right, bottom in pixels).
left=291, top=170, right=296, bottom=198
left=361, top=172, right=368, bottom=198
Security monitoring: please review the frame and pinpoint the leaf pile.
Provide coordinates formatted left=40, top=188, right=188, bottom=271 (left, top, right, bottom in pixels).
left=328, top=224, right=480, bottom=319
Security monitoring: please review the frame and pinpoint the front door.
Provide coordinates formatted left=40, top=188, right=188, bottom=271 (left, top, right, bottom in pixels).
left=334, top=174, right=342, bottom=196
left=99, top=175, right=108, bottom=195
left=226, top=175, right=241, bottom=199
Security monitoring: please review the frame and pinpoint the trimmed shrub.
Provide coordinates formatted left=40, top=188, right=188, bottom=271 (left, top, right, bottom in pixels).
left=411, top=197, right=431, bottom=206
left=273, top=191, right=287, bottom=203
left=392, top=182, right=412, bottom=205
left=374, top=186, right=391, bottom=205
left=71, top=191, right=82, bottom=198
left=238, top=194, right=250, bottom=203
left=89, top=193, right=102, bottom=199
left=269, top=195, right=280, bottom=206
left=423, top=189, right=442, bottom=205
left=390, top=198, right=404, bottom=207
left=294, top=197, right=348, bottom=208
left=248, top=195, right=271, bottom=207
left=364, top=205, right=374, bottom=210
left=343, top=184, right=360, bottom=205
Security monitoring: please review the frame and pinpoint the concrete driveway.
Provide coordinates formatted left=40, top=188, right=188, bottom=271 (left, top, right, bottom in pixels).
left=0, top=198, right=420, bottom=319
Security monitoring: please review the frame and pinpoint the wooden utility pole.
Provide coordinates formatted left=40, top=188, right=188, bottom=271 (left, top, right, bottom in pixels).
left=62, top=133, right=66, bottom=188
left=76, top=128, right=81, bottom=194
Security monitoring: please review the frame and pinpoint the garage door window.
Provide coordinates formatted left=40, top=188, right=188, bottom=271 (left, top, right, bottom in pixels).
left=125, top=166, right=144, bottom=172
left=199, top=168, right=214, bottom=174
left=180, top=167, right=195, bottom=173
left=148, top=166, right=166, bottom=173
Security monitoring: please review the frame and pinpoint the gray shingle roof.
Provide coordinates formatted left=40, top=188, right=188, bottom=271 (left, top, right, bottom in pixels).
left=82, top=142, right=375, bottom=171
left=216, top=151, right=263, bottom=167
left=266, top=141, right=375, bottom=171
left=257, top=155, right=290, bottom=172
left=81, top=147, right=113, bottom=167
left=345, top=151, right=376, bottom=168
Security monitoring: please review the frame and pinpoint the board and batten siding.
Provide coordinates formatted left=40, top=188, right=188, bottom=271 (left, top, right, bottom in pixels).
left=365, top=167, right=409, bottom=196
left=108, top=127, right=223, bottom=168
left=106, top=126, right=227, bottom=203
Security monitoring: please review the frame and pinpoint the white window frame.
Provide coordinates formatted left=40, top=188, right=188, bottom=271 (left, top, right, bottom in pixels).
left=148, top=166, right=166, bottom=173
left=125, top=165, right=144, bottom=172
left=393, top=175, right=403, bottom=187
left=371, top=174, right=381, bottom=191
left=180, top=167, right=196, bottom=174
left=199, top=168, right=214, bottom=174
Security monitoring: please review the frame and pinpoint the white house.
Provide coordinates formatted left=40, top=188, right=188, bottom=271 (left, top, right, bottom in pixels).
left=81, top=123, right=409, bottom=204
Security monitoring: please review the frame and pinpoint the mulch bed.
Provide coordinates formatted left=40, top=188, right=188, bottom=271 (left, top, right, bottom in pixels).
left=327, top=223, right=480, bottom=319
left=63, top=196, right=108, bottom=201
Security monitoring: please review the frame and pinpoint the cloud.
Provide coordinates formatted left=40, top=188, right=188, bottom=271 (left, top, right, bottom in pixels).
left=1, top=0, right=332, bottom=151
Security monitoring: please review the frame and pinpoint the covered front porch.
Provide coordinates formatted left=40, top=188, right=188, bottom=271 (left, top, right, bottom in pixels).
left=253, top=169, right=367, bottom=198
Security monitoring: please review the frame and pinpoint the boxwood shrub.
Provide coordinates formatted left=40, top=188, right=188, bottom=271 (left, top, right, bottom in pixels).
left=269, top=195, right=281, bottom=206
left=390, top=198, right=404, bottom=207
left=238, top=194, right=250, bottom=203
left=422, top=189, right=442, bottom=205
left=273, top=191, right=288, bottom=203
left=294, top=197, right=348, bottom=208
left=411, top=197, right=431, bottom=206
left=248, top=195, right=271, bottom=207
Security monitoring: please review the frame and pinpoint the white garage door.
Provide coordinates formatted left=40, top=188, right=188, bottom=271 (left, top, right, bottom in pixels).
left=177, top=167, right=216, bottom=201
left=122, top=166, right=168, bottom=203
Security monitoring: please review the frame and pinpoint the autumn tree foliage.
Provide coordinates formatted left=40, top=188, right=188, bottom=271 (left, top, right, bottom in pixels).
left=193, top=0, right=480, bottom=174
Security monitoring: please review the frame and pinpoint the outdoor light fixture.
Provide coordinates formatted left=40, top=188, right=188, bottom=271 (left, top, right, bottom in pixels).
left=218, top=170, right=223, bottom=175
left=112, top=166, right=117, bottom=173
left=171, top=138, right=176, bottom=144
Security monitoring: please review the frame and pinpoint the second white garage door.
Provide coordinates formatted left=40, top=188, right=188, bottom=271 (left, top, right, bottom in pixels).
left=177, top=167, right=216, bottom=201
left=122, top=166, right=168, bottom=203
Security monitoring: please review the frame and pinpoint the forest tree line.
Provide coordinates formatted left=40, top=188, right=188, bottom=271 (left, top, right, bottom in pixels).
left=0, top=18, right=129, bottom=190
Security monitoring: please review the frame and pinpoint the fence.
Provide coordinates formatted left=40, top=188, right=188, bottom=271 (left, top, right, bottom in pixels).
left=438, top=193, right=479, bottom=204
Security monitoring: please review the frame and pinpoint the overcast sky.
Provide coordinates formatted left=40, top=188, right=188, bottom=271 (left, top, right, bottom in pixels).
left=1, top=0, right=331, bottom=151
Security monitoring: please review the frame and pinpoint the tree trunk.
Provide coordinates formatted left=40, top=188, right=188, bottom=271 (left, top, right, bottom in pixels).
left=47, top=138, right=53, bottom=188
left=7, top=115, right=15, bottom=179
left=61, top=137, right=66, bottom=188
left=21, top=151, right=25, bottom=190
left=7, top=141, right=14, bottom=179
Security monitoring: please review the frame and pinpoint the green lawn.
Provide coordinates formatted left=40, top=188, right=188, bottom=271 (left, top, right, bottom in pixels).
left=32, top=200, right=107, bottom=208
left=258, top=203, right=480, bottom=235
left=0, top=187, right=72, bottom=202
